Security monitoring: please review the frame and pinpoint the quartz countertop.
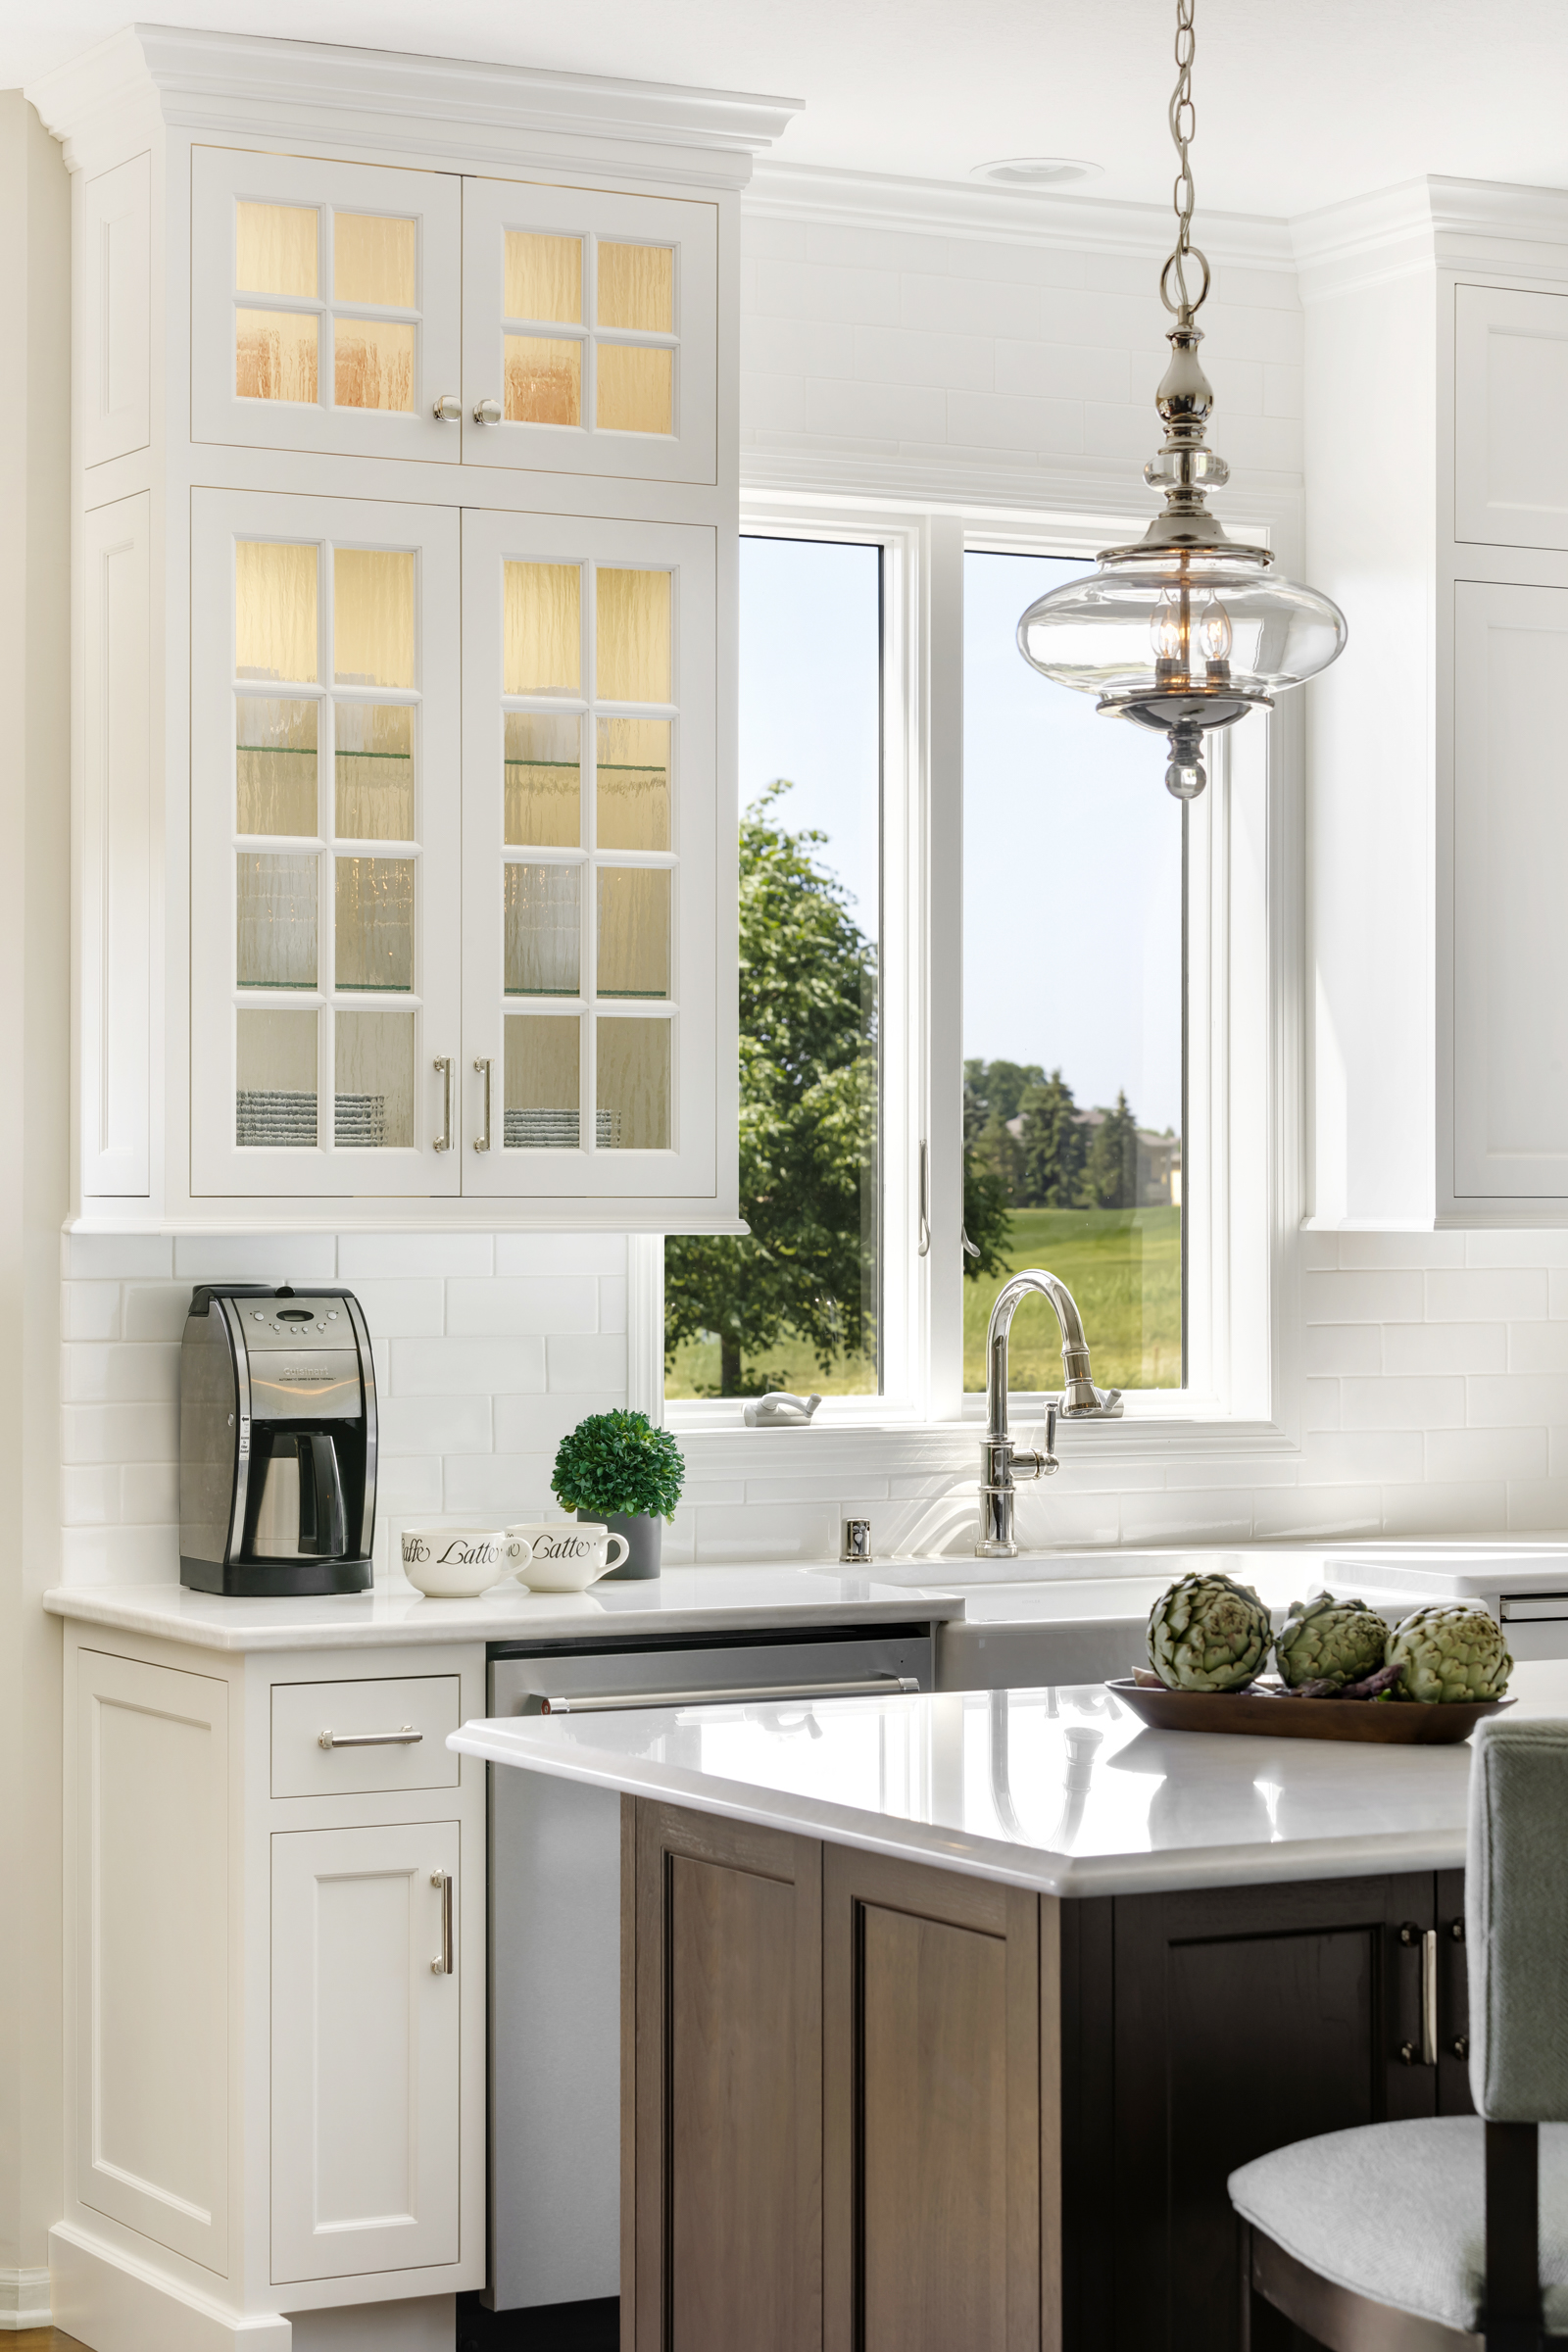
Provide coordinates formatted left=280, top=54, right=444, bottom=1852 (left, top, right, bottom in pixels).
left=450, top=1658, right=1568, bottom=1899
left=41, top=1566, right=964, bottom=1653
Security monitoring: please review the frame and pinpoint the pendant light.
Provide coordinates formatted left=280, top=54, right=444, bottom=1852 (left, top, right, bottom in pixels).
left=1015, top=0, right=1347, bottom=798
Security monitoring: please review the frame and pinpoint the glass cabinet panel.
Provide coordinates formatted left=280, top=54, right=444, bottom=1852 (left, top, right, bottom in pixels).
left=335, top=857, right=414, bottom=990
left=334, top=549, right=414, bottom=686
left=236, top=310, right=318, bottom=406
left=505, top=712, right=580, bottom=847
left=505, top=563, right=580, bottom=696
left=334, top=214, right=415, bottom=308
left=505, top=866, right=580, bottom=996
left=334, top=705, right=413, bottom=840
left=597, top=1018, right=669, bottom=1149
left=237, top=853, right=318, bottom=988
left=597, top=568, right=670, bottom=703
left=596, top=345, right=672, bottom=437
left=237, top=698, right=318, bottom=837
left=334, top=1009, right=415, bottom=1148
left=598, top=244, right=673, bottom=333
left=505, top=232, right=583, bottom=323
left=598, top=868, right=669, bottom=998
left=236, top=1007, right=318, bottom=1147
left=504, top=337, right=581, bottom=426
left=237, top=541, right=318, bottom=685
left=596, top=717, right=669, bottom=850
left=504, top=1015, right=581, bottom=1149
left=333, top=318, right=414, bottom=414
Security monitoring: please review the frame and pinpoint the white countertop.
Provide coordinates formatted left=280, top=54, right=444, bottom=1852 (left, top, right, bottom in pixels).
left=41, top=1566, right=964, bottom=1653
left=451, top=1657, right=1568, bottom=1899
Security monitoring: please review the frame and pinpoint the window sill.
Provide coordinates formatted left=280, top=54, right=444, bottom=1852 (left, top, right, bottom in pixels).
left=664, top=1409, right=1298, bottom=1482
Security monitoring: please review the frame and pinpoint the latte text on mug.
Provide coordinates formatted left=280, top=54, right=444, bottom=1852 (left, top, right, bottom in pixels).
left=404, top=1537, right=431, bottom=1563
left=436, top=1538, right=503, bottom=1566
left=535, top=1534, right=591, bottom=1559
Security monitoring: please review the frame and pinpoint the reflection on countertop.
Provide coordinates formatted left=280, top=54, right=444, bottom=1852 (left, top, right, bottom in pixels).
left=453, top=1658, right=1568, bottom=1900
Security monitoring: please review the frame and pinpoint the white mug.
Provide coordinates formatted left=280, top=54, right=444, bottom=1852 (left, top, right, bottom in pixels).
left=401, top=1527, right=522, bottom=1599
left=506, top=1522, right=630, bottom=1593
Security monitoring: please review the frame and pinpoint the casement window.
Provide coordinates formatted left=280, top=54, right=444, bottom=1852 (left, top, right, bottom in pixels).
left=646, top=494, right=1293, bottom=1453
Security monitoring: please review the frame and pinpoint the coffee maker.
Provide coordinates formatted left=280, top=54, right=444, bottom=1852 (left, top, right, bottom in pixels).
left=179, top=1283, right=377, bottom=1595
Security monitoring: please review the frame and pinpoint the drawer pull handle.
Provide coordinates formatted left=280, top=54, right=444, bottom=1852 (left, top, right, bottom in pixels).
left=318, top=1725, right=422, bottom=1749
left=431, top=1871, right=454, bottom=1976
left=529, top=1673, right=920, bottom=1716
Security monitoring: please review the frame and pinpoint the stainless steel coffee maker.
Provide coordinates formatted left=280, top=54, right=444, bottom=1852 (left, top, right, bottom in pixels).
left=179, top=1283, right=377, bottom=1595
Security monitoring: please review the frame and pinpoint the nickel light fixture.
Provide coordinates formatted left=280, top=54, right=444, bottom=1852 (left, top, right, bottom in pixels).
left=1015, top=0, right=1347, bottom=798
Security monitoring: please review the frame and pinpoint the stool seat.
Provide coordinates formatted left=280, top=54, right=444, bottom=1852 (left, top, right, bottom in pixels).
left=1231, top=2118, right=1568, bottom=2336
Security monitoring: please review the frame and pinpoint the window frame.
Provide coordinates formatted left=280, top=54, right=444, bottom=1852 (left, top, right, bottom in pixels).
left=639, top=483, right=1304, bottom=1470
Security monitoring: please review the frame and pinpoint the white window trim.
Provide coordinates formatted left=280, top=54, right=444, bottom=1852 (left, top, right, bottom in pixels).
left=639, top=480, right=1306, bottom=1478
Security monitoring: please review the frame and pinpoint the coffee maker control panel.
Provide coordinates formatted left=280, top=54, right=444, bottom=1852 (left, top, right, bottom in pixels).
left=241, top=1298, right=350, bottom=1347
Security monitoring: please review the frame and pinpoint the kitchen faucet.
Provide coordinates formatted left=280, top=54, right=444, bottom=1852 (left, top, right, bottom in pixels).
left=977, top=1269, right=1123, bottom=1557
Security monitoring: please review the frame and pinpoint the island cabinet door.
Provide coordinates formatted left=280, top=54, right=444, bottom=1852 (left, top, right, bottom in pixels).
left=627, top=1801, right=823, bottom=2352
left=822, top=1848, right=1042, bottom=2352
left=1067, top=1872, right=1444, bottom=2352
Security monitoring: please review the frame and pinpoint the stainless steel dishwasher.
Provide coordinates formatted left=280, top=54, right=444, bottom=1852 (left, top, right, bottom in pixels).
left=483, top=1621, right=937, bottom=2321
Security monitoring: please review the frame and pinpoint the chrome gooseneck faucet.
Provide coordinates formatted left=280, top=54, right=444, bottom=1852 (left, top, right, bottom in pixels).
left=977, top=1269, right=1123, bottom=1557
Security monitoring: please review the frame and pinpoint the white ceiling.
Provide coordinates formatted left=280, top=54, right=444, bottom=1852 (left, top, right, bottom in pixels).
left=7, top=0, right=1568, bottom=222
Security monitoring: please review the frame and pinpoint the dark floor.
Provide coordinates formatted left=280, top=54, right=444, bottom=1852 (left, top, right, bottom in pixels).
left=16, top=2333, right=87, bottom=2351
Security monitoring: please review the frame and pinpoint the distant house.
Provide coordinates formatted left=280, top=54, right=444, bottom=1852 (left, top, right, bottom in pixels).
left=1004, top=1105, right=1182, bottom=1207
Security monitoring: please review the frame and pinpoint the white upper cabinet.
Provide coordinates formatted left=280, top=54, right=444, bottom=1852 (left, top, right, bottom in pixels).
left=189, top=488, right=465, bottom=1198
left=191, top=148, right=464, bottom=466
left=460, top=509, right=716, bottom=1198
left=460, top=177, right=717, bottom=485
left=1454, top=285, right=1568, bottom=551
left=38, top=27, right=786, bottom=1229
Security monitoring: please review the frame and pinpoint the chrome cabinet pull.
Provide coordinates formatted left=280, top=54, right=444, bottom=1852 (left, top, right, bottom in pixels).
left=318, top=1725, right=422, bottom=1750
left=472, top=397, right=502, bottom=424
left=433, top=1056, right=453, bottom=1152
left=432, top=392, right=461, bottom=421
left=1422, top=1927, right=1439, bottom=2066
left=473, top=1058, right=492, bottom=1152
left=527, top=1673, right=920, bottom=1717
left=431, top=1871, right=454, bottom=1976
left=916, top=1140, right=931, bottom=1258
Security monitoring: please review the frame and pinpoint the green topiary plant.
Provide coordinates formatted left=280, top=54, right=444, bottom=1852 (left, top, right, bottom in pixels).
left=552, top=1409, right=685, bottom=1524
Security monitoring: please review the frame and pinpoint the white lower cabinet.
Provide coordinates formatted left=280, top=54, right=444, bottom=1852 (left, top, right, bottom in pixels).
left=271, top=1822, right=463, bottom=2283
left=61, top=1628, right=485, bottom=2349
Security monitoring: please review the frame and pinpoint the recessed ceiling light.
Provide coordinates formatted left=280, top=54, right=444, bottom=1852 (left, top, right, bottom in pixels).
left=969, top=157, right=1104, bottom=188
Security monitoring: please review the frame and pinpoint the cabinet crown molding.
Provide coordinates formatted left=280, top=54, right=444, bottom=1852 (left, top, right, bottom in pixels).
left=28, top=23, right=804, bottom=186
left=1291, top=172, right=1568, bottom=303
left=746, top=156, right=1297, bottom=271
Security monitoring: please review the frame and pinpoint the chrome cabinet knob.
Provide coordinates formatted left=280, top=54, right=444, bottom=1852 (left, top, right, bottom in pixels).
left=432, top=392, right=461, bottom=421
left=472, top=398, right=502, bottom=425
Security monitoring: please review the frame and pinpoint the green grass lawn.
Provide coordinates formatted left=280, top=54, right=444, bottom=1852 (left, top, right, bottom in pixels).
left=664, top=1204, right=1181, bottom=1399
left=966, top=1206, right=1182, bottom=1394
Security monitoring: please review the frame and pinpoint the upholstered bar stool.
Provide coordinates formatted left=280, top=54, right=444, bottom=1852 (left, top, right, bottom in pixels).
left=1230, top=1719, right=1568, bottom=2352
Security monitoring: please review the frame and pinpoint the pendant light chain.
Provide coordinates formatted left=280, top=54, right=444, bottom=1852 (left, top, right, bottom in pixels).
left=1160, top=0, right=1210, bottom=320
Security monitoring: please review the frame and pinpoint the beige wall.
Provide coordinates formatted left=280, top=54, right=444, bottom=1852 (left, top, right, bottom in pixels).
left=0, top=89, right=70, bottom=2324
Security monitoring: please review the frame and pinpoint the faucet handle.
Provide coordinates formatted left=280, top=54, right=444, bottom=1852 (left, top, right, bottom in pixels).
left=1010, top=1406, right=1061, bottom=1482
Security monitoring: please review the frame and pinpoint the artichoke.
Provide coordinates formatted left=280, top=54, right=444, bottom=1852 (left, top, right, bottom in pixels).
left=1275, top=1592, right=1389, bottom=1691
left=1148, top=1572, right=1271, bottom=1691
left=1386, top=1603, right=1512, bottom=1703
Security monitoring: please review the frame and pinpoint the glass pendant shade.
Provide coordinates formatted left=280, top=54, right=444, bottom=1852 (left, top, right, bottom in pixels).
left=1014, top=0, right=1347, bottom=798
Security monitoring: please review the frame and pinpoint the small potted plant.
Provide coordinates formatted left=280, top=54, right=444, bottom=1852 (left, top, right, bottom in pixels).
left=551, top=1409, right=684, bottom=1581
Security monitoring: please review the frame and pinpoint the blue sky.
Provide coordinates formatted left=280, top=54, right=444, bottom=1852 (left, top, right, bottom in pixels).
left=737, top=536, right=1184, bottom=1138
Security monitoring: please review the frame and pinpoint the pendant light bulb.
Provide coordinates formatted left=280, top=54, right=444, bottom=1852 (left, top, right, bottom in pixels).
left=1013, top=0, right=1346, bottom=797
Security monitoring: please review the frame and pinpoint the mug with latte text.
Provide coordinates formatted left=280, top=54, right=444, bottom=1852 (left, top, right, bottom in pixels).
left=506, top=1522, right=630, bottom=1593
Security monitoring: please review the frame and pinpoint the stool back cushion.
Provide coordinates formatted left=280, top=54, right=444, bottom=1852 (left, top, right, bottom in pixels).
left=1467, top=1716, right=1568, bottom=2121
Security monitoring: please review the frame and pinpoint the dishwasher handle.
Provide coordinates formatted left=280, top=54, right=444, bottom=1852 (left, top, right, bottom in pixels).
left=524, top=1673, right=921, bottom=1717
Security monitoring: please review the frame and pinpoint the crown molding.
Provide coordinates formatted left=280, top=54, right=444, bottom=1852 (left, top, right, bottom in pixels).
left=745, top=158, right=1296, bottom=271
left=1292, top=173, right=1568, bottom=303
left=28, top=24, right=804, bottom=188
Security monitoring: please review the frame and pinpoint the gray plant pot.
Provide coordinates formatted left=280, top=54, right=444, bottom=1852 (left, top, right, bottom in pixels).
left=581, top=1508, right=662, bottom=1581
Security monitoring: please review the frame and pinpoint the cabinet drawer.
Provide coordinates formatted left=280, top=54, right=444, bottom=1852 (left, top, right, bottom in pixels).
left=271, top=1675, right=461, bottom=1798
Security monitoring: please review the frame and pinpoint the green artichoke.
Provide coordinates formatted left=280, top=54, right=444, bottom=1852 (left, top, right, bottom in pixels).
left=1148, top=1572, right=1271, bottom=1691
left=1386, top=1604, right=1512, bottom=1703
left=1275, top=1592, right=1389, bottom=1691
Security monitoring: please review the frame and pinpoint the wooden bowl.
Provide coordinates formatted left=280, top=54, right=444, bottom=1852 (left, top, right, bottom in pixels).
left=1106, top=1677, right=1514, bottom=1745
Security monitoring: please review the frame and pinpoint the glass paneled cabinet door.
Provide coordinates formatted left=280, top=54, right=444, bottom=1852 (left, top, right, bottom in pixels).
left=460, top=512, right=717, bottom=1198
left=190, top=490, right=463, bottom=1196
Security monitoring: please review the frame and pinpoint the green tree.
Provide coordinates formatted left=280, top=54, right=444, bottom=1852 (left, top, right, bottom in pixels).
left=1081, top=1091, right=1141, bottom=1209
left=664, top=783, right=876, bottom=1396
left=963, top=1057, right=1047, bottom=1128
left=1018, top=1069, right=1087, bottom=1207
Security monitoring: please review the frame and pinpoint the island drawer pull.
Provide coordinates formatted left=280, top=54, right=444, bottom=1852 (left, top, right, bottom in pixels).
left=431, top=1870, right=454, bottom=1976
left=1421, top=1926, right=1438, bottom=2067
left=318, top=1725, right=423, bottom=1749
left=527, top=1674, right=920, bottom=1716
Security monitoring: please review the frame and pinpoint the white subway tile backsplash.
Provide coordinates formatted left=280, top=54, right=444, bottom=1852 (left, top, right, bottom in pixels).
left=1303, top=1378, right=1342, bottom=1430
left=599, top=1278, right=627, bottom=1335
left=692, top=1500, right=839, bottom=1562
left=1505, top=1483, right=1568, bottom=1533
left=442, top=1455, right=557, bottom=1515
left=898, top=270, right=1043, bottom=340
left=446, top=1277, right=598, bottom=1337
left=493, top=1235, right=626, bottom=1277
left=1424, top=1426, right=1549, bottom=1482
left=122, top=1462, right=179, bottom=1524
left=1467, top=1373, right=1568, bottom=1426
left=1117, top=1488, right=1253, bottom=1546
left=61, top=1464, right=121, bottom=1525
left=994, top=337, right=1129, bottom=404
left=1507, top=1322, right=1568, bottom=1373
left=743, top=314, right=848, bottom=378
left=389, top=1336, right=546, bottom=1396
left=546, top=1334, right=628, bottom=1392
left=338, top=1234, right=494, bottom=1278
left=493, top=1391, right=625, bottom=1454
left=1339, top=1377, right=1466, bottom=1430
left=1302, top=1269, right=1425, bottom=1324
left=856, top=322, right=994, bottom=391
left=172, top=1234, right=336, bottom=1283
left=1251, top=1485, right=1382, bottom=1541
left=1384, top=1485, right=1509, bottom=1538
left=803, top=376, right=947, bottom=444
left=63, top=1283, right=122, bottom=1341
left=740, top=214, right=807, bottom=262
left=1383, top=1322, right=1507, bottom=1375
left=61, top=1342, right=178, bottom=1403
left=1302, top=1324, right=1382, bottom=1376
left=1427, top=1268, right=1550, bottom=1322
left=1466, top=1230, right=1568, bottom=1266
left=1302, top=1430, right=1424, bottom=1483
left=122, top=1283, right=194, bottom=1341
left=60, top=1523, right=178, bottom=1584
left=740, top=372, right=806, bottom=433
left=61, top=1400, right=176, bottom=1465
left=378, top=1395, right=491, bottom=1457
left=348, top=1279, right=446, bottom=1339
left=945, top=388, right=1083, bottom=454
left=65, top=1233, right=172, bottom=1279
left=753, top=259, right=900, bottom=326
left=376, top=1455, right=443, bottom=1513
left=1337, top=1231, right=1466, bottom=1268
